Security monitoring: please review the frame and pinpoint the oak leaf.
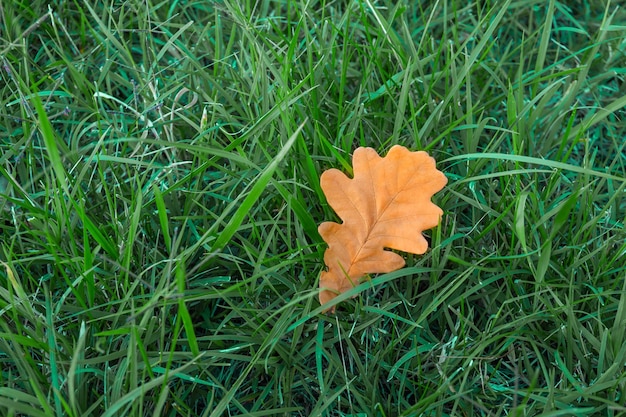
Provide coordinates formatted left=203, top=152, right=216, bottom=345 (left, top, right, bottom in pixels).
left=318, top=145, right=447, bottom=310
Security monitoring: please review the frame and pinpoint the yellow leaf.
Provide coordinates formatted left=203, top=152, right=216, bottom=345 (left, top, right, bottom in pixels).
left=318, top=145, right=447, bottom=311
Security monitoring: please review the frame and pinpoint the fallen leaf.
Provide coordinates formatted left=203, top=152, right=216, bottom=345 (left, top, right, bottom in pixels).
left=318, top=145, right=447, bottom=311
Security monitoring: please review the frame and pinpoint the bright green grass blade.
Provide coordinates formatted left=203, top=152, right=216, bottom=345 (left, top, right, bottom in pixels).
left=534, top=0, right=556, bottom=93
left=446, top=153, right=626, bottom=182
left=612, top=278, right=626, bottom=352
left=152, top=184, right=172, bottom=252
left=211, top=121, right=304, bottom=252
left=31, top=93, right=69, bottom=195
left=67, top=321, right=87, bottom=417
left=176, top=264, right=199, bottom=357
left=151, top=366, right=218, bottom=387
left=514, top=192, right=529, bottom=253
left=45, top=291, right=63, bottom=417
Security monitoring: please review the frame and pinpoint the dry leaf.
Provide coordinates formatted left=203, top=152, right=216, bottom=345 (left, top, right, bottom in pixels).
left=318, top=145, right=447, bottom=310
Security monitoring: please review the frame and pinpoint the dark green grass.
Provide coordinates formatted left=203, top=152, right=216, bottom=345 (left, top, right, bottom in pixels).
left=1, top=0, right=626, bottom=416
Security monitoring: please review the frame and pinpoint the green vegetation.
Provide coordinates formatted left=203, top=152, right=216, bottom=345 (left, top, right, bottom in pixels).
left=1, top=0, right=625, bottom=415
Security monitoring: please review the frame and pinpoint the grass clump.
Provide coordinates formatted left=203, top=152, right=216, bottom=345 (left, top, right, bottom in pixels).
left=1, top=0, right=626, bottom=415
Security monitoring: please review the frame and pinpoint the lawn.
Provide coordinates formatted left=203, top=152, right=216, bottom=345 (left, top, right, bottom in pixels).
left=1, top=0, right=626, bottom=416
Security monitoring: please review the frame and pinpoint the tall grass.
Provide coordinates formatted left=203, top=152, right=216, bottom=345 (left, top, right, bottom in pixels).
left=1, top=0, right=625, bottom=415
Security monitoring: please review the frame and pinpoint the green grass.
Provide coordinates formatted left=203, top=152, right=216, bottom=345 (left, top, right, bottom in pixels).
left=1, top=0, right=626, bottom=415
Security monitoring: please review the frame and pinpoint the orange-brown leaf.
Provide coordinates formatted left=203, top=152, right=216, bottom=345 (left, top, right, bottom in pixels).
left=318, top=145, right=447, bottom=310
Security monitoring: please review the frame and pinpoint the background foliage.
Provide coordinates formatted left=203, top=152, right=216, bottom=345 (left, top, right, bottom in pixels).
left=1, top=0, right=625, bottom=415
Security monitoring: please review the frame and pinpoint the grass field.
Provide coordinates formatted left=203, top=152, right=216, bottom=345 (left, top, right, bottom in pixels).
left=1, top=0, right=626, bottom=416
